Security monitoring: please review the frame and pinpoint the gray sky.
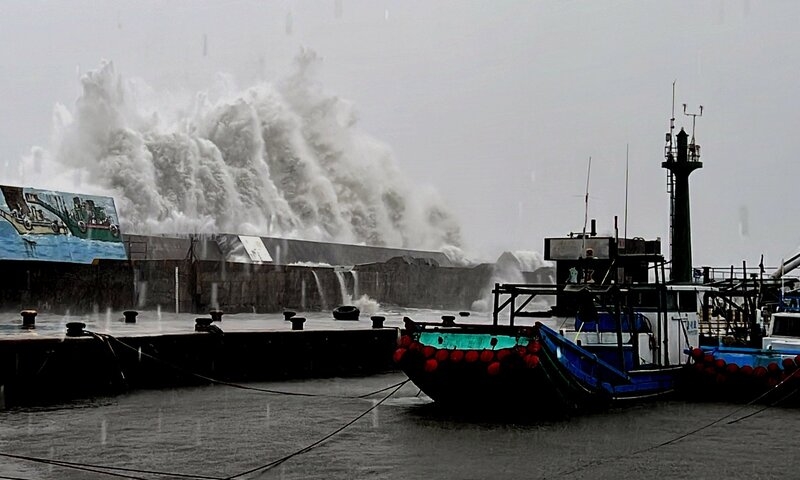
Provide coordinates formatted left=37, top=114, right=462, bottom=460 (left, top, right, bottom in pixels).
left=1, top=0, right=798, bottom=267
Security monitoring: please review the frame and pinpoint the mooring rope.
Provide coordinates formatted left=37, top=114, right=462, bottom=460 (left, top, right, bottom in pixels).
left=223, top=379, right=410, bottom=479
left=92, top=331, right=404, bottom=400
left=546, top=365, right=800, bottom=479
left=0, top=450, right=222, bottom=479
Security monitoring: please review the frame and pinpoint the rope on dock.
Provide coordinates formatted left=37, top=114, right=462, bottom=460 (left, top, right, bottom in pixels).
left=94, top=331, right=405, bottom=400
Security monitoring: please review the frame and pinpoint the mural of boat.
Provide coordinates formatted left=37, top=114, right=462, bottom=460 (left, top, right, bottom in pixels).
left=0, top=186, right=66, bottom=236
left=24, top=191, right=121, bottom=242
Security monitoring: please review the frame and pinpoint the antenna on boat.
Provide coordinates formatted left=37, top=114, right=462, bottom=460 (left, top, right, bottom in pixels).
left=582, top=156, right=592, bottom=255
left=624, top=144, right=629, bottom=243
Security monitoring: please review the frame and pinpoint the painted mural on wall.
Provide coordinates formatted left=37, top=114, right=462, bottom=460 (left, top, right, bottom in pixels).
left=0, top=185, right=128, bottom=263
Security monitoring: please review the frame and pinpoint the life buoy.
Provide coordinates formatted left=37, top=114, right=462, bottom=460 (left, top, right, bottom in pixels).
left=110, top=224, right=120, bottom=237
left=77, top=221, right=87, bottom=233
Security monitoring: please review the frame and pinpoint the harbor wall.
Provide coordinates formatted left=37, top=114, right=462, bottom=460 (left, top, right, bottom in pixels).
left=0, top=256, right=553, bottom=314
left=0, top=328, right=399, bottom=407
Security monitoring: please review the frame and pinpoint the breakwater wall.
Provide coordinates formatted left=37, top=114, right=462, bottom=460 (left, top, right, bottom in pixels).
left=0, top=256, right=552, bottom=314
left=1, top=258, right=551, bottom=315
left=0, top=327, right=399, bottom=407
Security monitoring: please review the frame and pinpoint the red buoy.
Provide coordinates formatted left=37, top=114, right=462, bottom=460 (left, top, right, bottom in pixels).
left=740, top=365, right=754, bottom=376
left=754, top=366, right=768, bottom=377
left=714, top=358, right=726, bottom=370
left=783, top=357, right=797, bottom=370
left=496, top=349, right=512, bottom=362
left=703, top=354, right=715, bottom=364
left=393, top=348, right=406, bottom=364
left=690, top=348, right=704, bottom=360
left=768, top=362, right=780, bottom=374
left=487, top=362, right=501, bottom=375
left=528, top=341, right=541, bottom=353
left=408, top=342, right=422, bottom=352
left=424, top=359, right=438, bottom=372
left=398, top=335, right=413, bottom=348
left=435, top=350, right=450, bottom=362
left=795, top=354, right=800, bottom=366
left=422, top=346, right=436, bottom=358
left=480, top=350, right=495, bottom=363
left=465, top=350, right=479, bottom=363
left=524, top=354, right=540, bottom=368
left=726, top=363, right=739, bottom=374
left=693, top=362, right=705, bottom=373
left=450, top=350, right=465, bottom=362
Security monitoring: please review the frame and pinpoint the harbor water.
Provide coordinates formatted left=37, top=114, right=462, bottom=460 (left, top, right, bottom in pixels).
left=1, top=372, right=800, bottom=478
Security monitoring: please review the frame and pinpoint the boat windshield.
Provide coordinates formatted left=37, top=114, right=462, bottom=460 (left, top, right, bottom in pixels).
left=771, top=315, right=800, bottom=337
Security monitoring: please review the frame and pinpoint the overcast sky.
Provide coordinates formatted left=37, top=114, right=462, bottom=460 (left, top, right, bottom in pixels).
left=1, top=0, right=798, bottom=267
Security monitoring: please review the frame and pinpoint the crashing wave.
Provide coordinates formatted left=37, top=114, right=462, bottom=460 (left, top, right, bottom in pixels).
left=18, top=49, right=462, bottom=251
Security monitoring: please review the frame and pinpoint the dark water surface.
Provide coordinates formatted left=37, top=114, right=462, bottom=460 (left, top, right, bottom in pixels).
left=0, top=372, right=797, bottom=479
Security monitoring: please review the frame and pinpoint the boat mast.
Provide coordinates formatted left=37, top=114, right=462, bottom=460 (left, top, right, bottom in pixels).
left=581, top=156, right=592, bottom=256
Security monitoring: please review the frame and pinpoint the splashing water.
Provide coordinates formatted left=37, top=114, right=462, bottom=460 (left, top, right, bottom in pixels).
left=16, top=50, right=462, bottom=251
left=334, top=270, right=350, bottom=305
left=311, top=270, right=328, bottom=310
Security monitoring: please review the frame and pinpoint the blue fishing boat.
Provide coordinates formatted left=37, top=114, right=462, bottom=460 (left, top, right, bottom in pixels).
left=396, top=109, right=706, bottom=415
left=685, top=295, right=800, bottom=405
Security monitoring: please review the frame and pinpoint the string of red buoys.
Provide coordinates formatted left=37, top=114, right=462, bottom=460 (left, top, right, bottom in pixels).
left=393, top=335, right=542, bottom=376
left=688, top=347, right=800, bottom=389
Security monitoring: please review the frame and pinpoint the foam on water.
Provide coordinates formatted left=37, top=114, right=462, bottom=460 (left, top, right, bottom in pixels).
left=13, top=50, right=462, bottom=252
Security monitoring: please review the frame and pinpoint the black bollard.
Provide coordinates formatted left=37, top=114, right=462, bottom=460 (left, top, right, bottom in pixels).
left=20, top=310, right=37, bottom=329
left=195, top=317, right=213, bottom=331
left=209, top=310, right=224, bottom=322
left=122, top=310, right=138, bottom=323
left=441, top=315, right=456, bottom=327
left=458, top=311, right=470, bottom=317
left=65, top=322, right=86, bottom=337
left=290, top=317, right=306, bottom=331
left=283, top=311, right=296, bottom=321
left=371, top=316, right=386, bottom=329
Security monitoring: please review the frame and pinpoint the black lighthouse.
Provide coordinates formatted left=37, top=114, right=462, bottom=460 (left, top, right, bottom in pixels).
left=662, top=126, right=702, bottom=283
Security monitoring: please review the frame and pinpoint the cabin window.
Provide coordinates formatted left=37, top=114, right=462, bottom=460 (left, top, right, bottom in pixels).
left=771, top=316, right=800, bottom=337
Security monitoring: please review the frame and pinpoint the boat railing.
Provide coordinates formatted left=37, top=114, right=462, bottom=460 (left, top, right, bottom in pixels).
left=491, top=283, right=561, bottom=326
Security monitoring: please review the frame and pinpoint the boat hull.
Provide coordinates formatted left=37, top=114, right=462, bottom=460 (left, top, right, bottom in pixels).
left=683, top=346, right=800, bottom=405
left=396, top=321, right=683, bottom=415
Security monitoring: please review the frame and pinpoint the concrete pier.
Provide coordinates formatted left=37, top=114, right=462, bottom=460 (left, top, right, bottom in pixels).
left=0, top=310, right=420, bottom=407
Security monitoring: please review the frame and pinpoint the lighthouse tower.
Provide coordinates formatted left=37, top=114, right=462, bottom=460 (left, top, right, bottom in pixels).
left=662, top=110, right=703, bottom=283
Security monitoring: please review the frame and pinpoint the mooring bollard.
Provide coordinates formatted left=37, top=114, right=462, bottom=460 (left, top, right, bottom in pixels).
left=371, top=316, right=386, bottom=329
left=210, top=310, right=224, bottom=322
left=441, top=315, right=456, bottom=327
left=65, top=322, right=86, bottom=337
left=195, top=317, right=213, bottom=331
left=458, top=311, right=470, bottom=317
left=123, top=310, right=138, bottom=323
left=290, top=317, right=306, bottom=331
left=283, top=311, right=296, bottom=321
left=20, top=310, right=37, bottom=329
